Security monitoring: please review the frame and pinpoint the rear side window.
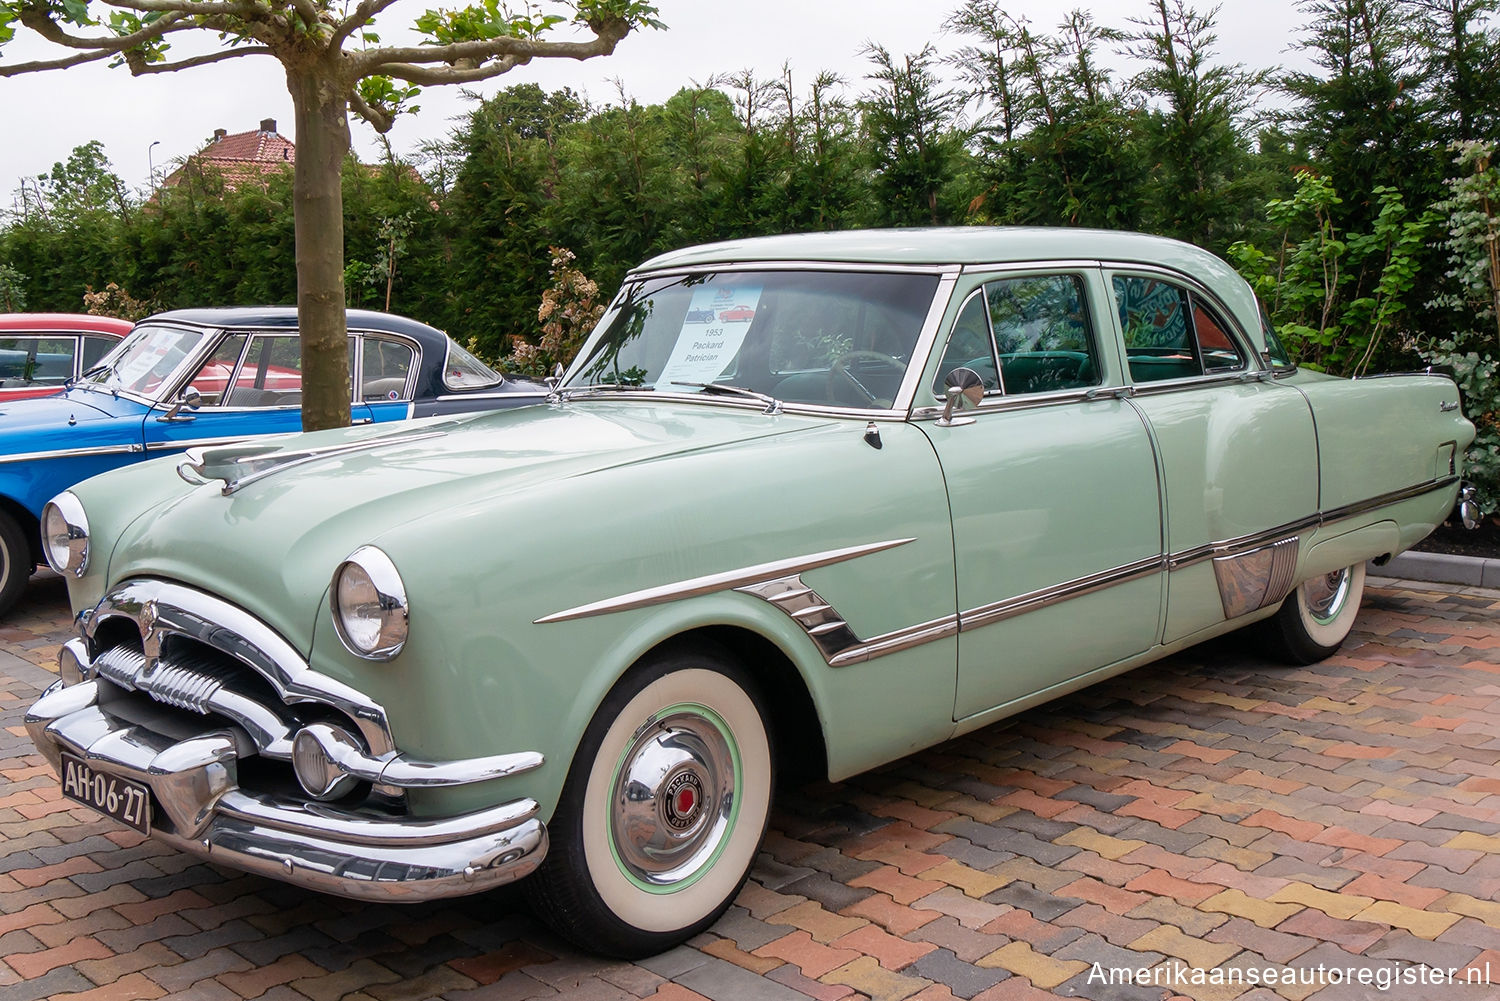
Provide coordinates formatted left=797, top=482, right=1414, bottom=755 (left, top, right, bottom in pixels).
left=934, top=274, right=1101, bottom=397
left=1114, top=275, right=1246, bottom=383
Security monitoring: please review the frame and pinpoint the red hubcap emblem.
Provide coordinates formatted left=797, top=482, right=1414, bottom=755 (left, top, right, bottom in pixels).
left=663, top=772, right=704, bottom=831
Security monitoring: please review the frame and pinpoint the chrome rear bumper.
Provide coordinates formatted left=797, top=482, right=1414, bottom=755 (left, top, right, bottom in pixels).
left=26, top=678, right=547, bottom=902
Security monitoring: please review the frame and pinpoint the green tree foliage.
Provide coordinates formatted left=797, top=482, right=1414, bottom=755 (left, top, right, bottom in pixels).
left=1419, top=143, right=1500, bottom=514
left=860, top=44, right=972, bottom=226
left=1126, top=0, right=1270, bottom=248
left=1229, top=171, right=1436, bottom=375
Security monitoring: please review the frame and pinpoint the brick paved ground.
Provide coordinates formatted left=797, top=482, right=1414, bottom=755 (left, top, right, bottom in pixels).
left=3, top=576, right=1500, bottom=1001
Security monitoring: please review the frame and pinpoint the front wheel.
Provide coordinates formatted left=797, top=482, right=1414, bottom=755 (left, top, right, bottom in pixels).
left=1259, top=562, right=1367, bottom=664
left=526, top=645, right=774, bottom=958
left=0, top=511, right=33, bottom=617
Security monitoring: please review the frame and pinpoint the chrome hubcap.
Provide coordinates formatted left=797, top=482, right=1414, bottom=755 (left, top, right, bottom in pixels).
left=610, top=707, right=737, bottom=890
left=1304, top=567, right=1351, bottom=625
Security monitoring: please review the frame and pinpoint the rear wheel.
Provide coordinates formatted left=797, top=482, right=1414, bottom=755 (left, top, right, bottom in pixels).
left=1259, top=562, right=1366, bottom=664
left=527, top=644, right=773, bottom=958
left=0, top=511, right=33, bottom=617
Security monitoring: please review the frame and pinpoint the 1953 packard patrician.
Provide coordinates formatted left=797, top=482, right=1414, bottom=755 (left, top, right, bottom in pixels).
left=26, top=229, right=1477, bottom=957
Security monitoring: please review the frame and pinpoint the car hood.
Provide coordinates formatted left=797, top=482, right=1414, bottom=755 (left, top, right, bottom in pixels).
left=0, top=386, right=142, bottom=429
left=99, top=401, right=838, bottom=651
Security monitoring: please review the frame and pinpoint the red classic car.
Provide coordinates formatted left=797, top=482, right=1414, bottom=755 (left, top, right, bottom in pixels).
left=0, top=314, right=132, bottom=400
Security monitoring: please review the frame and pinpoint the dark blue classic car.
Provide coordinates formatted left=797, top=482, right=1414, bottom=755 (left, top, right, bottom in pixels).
left=0, top=308, right=545, bottom=613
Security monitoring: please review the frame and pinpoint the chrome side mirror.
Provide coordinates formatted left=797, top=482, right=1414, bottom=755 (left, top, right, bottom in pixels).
left=158, top=386, right=203, bottom=422
left=936, top=368, right=984, bottom=427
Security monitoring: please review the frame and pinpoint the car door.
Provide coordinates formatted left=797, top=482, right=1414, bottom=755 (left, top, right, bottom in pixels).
left=1107, top=269, right=1319, bottom=642
left=144, top=331, right=388, bottom=455
left=921, top=269, right=1164, bottom=722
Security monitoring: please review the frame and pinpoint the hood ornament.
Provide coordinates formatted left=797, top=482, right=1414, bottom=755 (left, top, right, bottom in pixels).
left=178, top=429, right=448, bottom=496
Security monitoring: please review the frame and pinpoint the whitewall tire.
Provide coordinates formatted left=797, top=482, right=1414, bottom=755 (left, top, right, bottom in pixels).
left=1260, top=562, right=1367, bottom=664
left=527, top=644, right=773, bottom=957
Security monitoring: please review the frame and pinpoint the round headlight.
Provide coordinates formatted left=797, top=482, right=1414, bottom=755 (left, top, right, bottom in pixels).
left=330, top=546, right=408, bottom=659
left=41, top=493, right=89, bottom=577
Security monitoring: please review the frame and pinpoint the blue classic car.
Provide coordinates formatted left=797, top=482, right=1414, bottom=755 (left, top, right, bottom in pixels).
left=0, top=308, right=544, bottom=613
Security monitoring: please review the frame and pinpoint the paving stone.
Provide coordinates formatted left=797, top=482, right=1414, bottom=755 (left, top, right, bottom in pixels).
left=908, top=949, right=1009, bottom=999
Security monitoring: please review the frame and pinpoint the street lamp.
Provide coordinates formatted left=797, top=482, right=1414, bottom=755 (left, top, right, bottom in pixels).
left=147, top=140, right=161, bottom=194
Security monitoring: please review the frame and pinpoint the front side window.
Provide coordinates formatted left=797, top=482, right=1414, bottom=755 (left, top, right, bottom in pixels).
left=933, top=274, right=1100, bottom=397
left=185, top=334, right=248, bottom=406
left=1114, top=275, right=1246, bottom=383
left=225, top=335, right=303, bottom=407
left=569, top=270, right=940, bottom=410
left=0, top=336, right=77, bottom=388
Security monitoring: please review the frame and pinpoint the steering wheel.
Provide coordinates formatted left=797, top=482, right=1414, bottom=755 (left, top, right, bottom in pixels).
left=829, top=351, right=905, bottom=407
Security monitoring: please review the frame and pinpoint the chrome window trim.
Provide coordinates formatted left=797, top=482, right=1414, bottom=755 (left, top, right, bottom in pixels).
left=434, top=391, right=549, bottom=403
left=356, top=331, right=423, bottom=403
left=534, top=539, right=916, bottom=624
left=892, top=272, right=962, bottom=412
left=626, top=261, right=961, bottom=281
left=932, top=286, right=1003, bottom=398
left=959, top=259, right=1101, bottom=275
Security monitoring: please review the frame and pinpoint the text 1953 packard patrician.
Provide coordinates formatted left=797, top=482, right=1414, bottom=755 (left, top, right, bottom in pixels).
left=26, top=229, right=1476, bottom=957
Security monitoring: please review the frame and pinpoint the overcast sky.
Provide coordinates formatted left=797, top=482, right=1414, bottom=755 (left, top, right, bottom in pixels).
left=3, top=0, right=1315, bottom=199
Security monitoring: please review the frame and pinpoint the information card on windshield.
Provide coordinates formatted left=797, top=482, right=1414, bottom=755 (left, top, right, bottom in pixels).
left=655, top=284, right=763, bottom=389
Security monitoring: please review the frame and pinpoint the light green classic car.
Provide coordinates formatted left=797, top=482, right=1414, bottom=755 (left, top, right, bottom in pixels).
left=26, top=229, right=1477, bottom=956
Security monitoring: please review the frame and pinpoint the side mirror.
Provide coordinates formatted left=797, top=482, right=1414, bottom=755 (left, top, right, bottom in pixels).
left=936, top=368, right=984, bottom=427
left=158, top=386, right=203, bottom=422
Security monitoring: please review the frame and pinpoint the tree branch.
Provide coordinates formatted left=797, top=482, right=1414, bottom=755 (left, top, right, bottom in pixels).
left=353, top=18, right=629, bottom=76
left=380, top=53, right=526, bottom=85
left=348, top=88, right=395, bottom=132
left=329, top=0, right=403, bottom=49
left=126, top=45, right=275, bottom=73
left=13, top=6, right=187, bottom=52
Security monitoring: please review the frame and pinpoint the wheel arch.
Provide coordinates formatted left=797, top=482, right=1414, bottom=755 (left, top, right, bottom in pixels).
left=647, top=625, right=828, bottom=785
left=0, top=492, right=41, bottom=565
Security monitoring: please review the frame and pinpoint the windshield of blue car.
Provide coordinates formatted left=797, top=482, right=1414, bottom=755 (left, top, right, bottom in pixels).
left=82, top=323, right=210, bottom=398
left=567, top=270, right=941, bottom=409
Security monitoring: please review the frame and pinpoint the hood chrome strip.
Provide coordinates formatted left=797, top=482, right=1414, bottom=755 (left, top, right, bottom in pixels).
left=178, top=430, right=448, bottom=495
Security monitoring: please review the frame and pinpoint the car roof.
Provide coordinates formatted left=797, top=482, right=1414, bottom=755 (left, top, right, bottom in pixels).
left=637, top=226, right=1238, bottom=280
left=143, top=308, right=451, bottom=349
left=0, top=313, right=133, bottom=335
left=632, top=226, right=1267, bottom=354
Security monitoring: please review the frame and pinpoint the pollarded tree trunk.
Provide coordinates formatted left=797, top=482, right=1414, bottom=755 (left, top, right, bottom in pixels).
left=289, top=65, right=353, bottom=432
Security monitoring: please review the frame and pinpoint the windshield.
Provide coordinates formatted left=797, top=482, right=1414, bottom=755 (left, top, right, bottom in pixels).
left=83, top=323, right=210, bottom=398
left=567, top=270, right=940, bottom=409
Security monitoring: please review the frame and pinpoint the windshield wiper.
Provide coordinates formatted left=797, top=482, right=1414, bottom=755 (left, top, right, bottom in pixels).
left=671, top=381, right=783, bottom=415
left=561, top=382, right=654, bottom=400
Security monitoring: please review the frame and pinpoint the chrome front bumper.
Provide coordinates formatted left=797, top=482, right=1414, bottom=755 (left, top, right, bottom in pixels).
left=27, top=678, right=548, bottom=904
